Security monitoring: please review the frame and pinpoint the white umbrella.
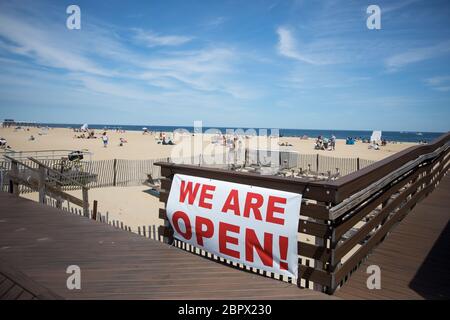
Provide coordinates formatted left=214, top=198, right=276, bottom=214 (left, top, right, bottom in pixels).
left=81, top=123, right=88, bottom=131
left=142, top=127, right=148, bottom=130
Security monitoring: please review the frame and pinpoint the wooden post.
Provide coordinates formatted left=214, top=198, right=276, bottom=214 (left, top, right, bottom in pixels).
left=82, top=187, right=89, bottom=217
left=357, top=157, right=360, bottom=171
left=113, top=159, right=117, bottom=186
left=38, top=165, right=46, bottom=204
left=314, top=235, right=325, bottom=292
left=316, top=154, right=319, bottom=172
left=92, top=200, right=98, bottom=220
left=9, top=160, right=19, bottom=196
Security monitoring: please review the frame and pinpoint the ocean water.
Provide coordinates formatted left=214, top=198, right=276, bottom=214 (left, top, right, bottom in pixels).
left=39, top=123, right=444, bottom=143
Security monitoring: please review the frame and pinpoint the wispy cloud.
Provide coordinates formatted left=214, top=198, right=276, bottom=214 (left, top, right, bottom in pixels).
left=0, top=12, right=112, bottom=76
left=0, top=1, right=263, bottom=105
left=202, top=17, right=227, bottom=28
left=385, top=41, right=450, bottom=71
left=424, top=75, right=450, bottom=92
left=276, top=27, right=320, bottom=64
left=383, top=0, right=423, bottom=14
left=132, top=28, right=192, bottom=47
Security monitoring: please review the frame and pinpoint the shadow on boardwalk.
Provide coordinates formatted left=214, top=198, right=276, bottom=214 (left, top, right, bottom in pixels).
left=409, top=220, right=450, bottom=299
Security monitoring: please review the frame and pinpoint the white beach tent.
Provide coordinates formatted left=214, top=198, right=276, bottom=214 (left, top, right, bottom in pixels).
left=370, top=130, right=382, bottom=144
left=81, top=123, right=88, bottom=131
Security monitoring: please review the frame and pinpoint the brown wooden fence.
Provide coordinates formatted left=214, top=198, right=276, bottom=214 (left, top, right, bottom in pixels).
left=0, top=157, right=170, bottom=193
left=155, top=132, right=450, bottom=294
left=0, top=154, right=375, bottom=194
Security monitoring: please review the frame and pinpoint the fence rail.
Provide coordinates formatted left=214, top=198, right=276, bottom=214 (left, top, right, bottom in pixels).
left=0, top=154, right=375, bottom=194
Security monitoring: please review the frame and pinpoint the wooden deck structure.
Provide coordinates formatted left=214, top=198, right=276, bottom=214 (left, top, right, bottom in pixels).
left=335, top=174, right=450, bottom=299
left=0, top=192, right=331, bottom=300
left=156, top=132, right=450, bottom=294
left=1, top=132, right=448, bottom=299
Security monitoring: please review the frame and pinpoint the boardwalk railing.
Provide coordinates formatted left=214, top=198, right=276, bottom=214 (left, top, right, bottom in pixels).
left=3, top=156, right=90, bottom=216
left=155, top=132, right=450, bottom=294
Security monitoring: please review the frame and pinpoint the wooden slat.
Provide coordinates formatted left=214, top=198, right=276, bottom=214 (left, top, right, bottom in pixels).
left=298, top=242, right=331, bottom=262
left=301, top=202, right=330, bottom=220
left=333, top=165, right=425, bottom=240
left=333, top=172, right=432, bottom=262
left=158, top=225, right=173, bottom=238
left=1, top=284, right=24, bottom=300
left=160, top=178, right=172, bottom=192
left=159, top=190, right=169, bottom=203
left=298, top=219, right=331, bottom=238
left=334, top=182, right=433, bottom=285
left=158, top=208, right=167, bottom=220
left=298, top=265, right=332, bottom=287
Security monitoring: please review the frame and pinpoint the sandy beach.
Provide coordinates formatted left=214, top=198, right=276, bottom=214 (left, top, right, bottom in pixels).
left=0, top=126, right=416, bottom=161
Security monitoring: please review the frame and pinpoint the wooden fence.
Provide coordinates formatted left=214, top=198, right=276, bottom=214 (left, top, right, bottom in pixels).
left=0, top=157, right=169, bottom=193
left=155, top=132, right=450, bottom=294
left=0, top=154, right=375, bottom=194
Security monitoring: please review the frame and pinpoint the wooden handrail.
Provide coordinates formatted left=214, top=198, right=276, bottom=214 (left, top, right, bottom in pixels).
left=27, top=157, right=88, bottom=189
left=328, top=132, right=450, bottom=203
left=4, top=155, right=90, bottom=217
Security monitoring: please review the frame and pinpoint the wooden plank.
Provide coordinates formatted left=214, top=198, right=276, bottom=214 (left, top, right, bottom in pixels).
left=0, top=279, right=14, bottom=297
left=1, top=284, right=24, bottom=300
left=301, top=203, right=330, bottom=220
left=333, top=166, right=425, bottom=240
left=160, top=178, right=172, bottom=191
left=159, top=208, right=167, bottom=220
left=298, top=219, right=331, bottom=238
left=298, top=242, right=331, bottom=262
left=334, top=182, right=433, bottom=285
left=298, top=265, right=332, bottom=287
left=333, top=172, right=432, bottom=262
left=159, top=190, right=169, bottom=203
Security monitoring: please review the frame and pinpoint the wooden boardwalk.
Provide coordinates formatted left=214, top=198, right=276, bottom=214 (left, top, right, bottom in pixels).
left=1, top=175, right=448, bottom=300
left=0, top=192, right=331, bottom=300
left=335, top=174, right=450, bottom=299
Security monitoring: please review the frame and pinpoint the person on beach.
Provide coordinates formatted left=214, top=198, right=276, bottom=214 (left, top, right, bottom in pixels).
left=119, top=137, right=127, bottom=146
left=102, top=132, right=109, bottom=148
left=0, top=137, right=7, bottom=148
left=330, top=135, right=336, bottom=150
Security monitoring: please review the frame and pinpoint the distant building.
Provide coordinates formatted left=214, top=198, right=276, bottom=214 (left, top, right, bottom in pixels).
left=2, top=119, right=37, bottom=128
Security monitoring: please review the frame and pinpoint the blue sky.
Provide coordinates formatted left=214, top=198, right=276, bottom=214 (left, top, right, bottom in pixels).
left=0, top=0, right=449, bottom=132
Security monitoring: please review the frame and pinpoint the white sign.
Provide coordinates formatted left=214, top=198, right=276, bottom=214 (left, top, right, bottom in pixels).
left=166, top=174, right=302, bottom=278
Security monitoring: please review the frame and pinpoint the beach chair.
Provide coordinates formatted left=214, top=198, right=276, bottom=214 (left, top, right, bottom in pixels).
left=144, top=173, right=161, bottom=197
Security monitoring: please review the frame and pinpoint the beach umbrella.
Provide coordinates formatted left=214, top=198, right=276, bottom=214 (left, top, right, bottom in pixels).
left=142, top=127, right=148, bottom=130
left=81, top=123, right=88, bottom=131
left=370, top=130, right=382, bottom=143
